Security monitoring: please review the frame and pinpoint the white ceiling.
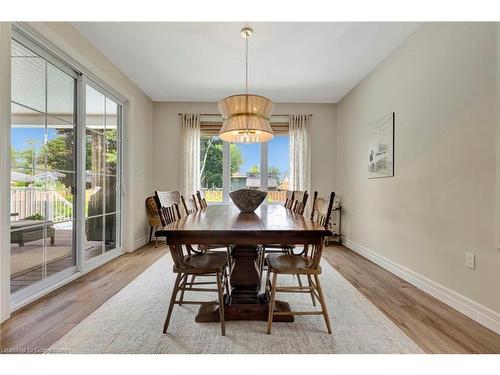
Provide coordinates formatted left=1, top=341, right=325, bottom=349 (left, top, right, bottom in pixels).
left=72, top=22, right=420, bottom=103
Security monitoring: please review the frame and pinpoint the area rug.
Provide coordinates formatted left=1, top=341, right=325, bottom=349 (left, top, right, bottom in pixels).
left=49, top=255, right=423, bottom=354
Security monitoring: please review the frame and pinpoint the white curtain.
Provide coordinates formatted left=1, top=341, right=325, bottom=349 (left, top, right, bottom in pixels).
left=289, top=115, right=311, bottom=193
left=180, top=114, right=200, bottom=198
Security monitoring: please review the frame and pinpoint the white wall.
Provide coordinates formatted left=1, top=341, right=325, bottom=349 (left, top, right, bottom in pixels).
left=27, top=22, right=155, bottom=252
left=153, top=102, right=337, bottom=195
left=337, top=22, right=500, bottom=330
left=0, top=22, right=12, bottom=323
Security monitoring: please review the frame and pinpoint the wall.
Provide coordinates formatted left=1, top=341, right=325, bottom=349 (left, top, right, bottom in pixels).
left=153, top=102, right=337, bottom=195
left=337, top=23, right=500, bottom=330
left=27, top=22, right=154, bottom=252
left=0, top=22, right=12, bottom=323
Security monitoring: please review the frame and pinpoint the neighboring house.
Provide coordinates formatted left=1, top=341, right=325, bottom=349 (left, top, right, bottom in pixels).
left=244, top=172, right=279, bottom=190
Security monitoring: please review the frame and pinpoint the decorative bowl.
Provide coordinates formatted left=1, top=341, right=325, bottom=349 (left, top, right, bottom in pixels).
left=229, top=189, right=267, bottom=213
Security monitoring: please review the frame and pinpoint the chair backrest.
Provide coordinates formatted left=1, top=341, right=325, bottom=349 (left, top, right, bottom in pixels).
left=310, top=191, right=335, bottom=228
left=292, top=190, right=309, bottom=215
left=154, top=191, right=181, bottom=226
left=284, top=190, right=295, bottom=209
left=145, top=196, right=162, bottom=227
left=304, top=191, right=335, bottom=268
left=181, top=195, right=198, bottom=216
left=195, top=190, right=208, bottom=209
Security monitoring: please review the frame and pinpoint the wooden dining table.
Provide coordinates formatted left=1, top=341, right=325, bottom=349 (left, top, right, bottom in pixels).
left=156, top=204, right=332, bottom=322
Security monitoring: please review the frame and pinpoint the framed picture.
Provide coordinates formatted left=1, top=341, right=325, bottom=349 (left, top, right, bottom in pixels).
left=368, top=112, right=395, bottom=179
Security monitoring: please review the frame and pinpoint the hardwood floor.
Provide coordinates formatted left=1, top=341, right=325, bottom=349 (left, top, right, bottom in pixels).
left=1, top=243, right=498, bottom=353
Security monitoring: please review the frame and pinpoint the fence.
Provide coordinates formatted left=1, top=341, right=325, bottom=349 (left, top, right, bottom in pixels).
left=202, top=189, right=287, bottom=203
left=10, top=187, right=73, bottom=223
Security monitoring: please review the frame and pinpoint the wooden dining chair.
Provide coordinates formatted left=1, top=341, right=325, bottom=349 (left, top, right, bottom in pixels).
left=284, top=190, right=295, bottom=209
left=291, top=190, right=309, bottom=215
left=195, top=190, right=208, bottom=209
left=265, top=191, right=335, bottom=335
left=154, top=190, right=182, bottom=226
left=181, top=195, right=198, bottom=216
left=163, top=227, right=229, bottom=336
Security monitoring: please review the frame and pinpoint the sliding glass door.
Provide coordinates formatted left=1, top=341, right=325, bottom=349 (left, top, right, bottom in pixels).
left=83, top=81, right=122, bottom=263
left=9, top=28, right=123, bottom=303
left=10, top=35, right=78, bottom=297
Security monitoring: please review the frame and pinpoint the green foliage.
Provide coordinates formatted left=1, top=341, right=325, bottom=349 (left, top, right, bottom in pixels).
left=249, top=165, right=260, bottom=173
left=200, top=136, right=244, bottom=189
left=24, top=213, right=44, bottom=221
left=268, top=165, right=281, bottom=184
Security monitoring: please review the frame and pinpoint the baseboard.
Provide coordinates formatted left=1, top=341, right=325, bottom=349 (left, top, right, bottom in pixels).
left=132, top=236, right=148, bottom=252
left=342, top=238, right=500, bottom=335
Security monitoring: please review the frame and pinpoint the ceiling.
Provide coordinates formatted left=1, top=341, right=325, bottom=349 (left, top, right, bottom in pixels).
left=72, top=22, right=420, bottom=103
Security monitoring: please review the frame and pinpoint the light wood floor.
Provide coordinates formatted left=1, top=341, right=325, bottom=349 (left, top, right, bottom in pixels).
left=1, top=243, right=499, bottom=353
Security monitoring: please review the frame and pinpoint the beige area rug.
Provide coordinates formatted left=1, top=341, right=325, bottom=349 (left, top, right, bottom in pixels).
left=49, top=255, right=423, bottom=354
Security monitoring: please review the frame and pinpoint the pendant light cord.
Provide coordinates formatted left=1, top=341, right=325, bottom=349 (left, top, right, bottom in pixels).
left=245, top=35, right=248, bottom=94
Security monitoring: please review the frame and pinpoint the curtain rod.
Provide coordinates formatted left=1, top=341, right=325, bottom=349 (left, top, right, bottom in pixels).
left=177, top=113, right=312, bottom=117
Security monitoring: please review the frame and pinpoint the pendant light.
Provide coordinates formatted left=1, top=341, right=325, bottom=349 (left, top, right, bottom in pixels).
left=218, top=27, right=274, bottom=143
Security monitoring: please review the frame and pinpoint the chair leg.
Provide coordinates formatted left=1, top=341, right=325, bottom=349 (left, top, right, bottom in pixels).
left=296, top=274, right=303, bottom=288
left=148, top=226, right=153, bottom=244
left=265, top=265, right=272, bottom=300
left=178, top=274, right=190, bottom=306
left=163, top=273, right=182, bottom=333
left=314, top=274, right=332, bottom=334
left=267, top=272, right=278, bottom=334
left=216, top=271, right=226, bottom=336
left=307, top=275, right=316, bottom=306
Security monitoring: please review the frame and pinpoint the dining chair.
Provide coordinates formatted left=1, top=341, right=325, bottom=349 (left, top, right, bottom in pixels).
left=145, top=196, right=162, bottom=247
left=163, top=226, right=229, bottom=336
left=265, top=191, right=335, bottom=335
left=284, top=190, right=295, bottom=209
left=154, top=190, right=182, bottom=226
left=181, top=195, right=198, bottom=216
left=195, top=190, right=208, bottom=209
left=291, top=190, right=309, bottom=215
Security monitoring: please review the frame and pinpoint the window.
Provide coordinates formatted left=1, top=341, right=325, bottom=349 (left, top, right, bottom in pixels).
left=9, top=28, right=123, bottom=302
left=10, top=37, right=77, bottom=294
left=84, top=84, right=122, bottom=260
left=199, top=121, right=289, bottom=204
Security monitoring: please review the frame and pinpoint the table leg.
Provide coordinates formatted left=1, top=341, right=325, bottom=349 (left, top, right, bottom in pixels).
left=195, top=245, right=293, bottom=322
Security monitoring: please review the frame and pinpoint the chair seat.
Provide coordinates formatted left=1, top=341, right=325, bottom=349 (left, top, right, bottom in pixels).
left=267, top=254, right=321, bottom=274
left=174, top=252, right=228, bottom=274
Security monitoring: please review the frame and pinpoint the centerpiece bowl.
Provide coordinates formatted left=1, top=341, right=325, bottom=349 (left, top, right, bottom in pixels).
left=229, top=189, right=267, bottom=213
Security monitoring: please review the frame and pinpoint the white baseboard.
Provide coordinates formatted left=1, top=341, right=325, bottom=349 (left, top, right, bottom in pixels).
left=132, top=236, right=148, bottom=252
left=343, top=238, right=500, bottom=335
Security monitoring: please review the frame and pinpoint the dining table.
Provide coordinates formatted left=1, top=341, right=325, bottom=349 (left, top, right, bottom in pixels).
left=155, top=204, right=332, bottom=322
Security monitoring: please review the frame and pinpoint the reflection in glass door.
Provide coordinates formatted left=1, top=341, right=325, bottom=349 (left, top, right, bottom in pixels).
left=10, top=36, right=78, bottom=296
left=84, top=83, right=122, bottom=262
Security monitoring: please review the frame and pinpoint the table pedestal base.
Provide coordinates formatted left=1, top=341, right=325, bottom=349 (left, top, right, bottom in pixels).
left=195, top=299, right=294, bottom=322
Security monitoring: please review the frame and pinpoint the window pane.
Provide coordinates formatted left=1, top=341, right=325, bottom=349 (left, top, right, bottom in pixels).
left=11, top=168, right=46, bottom=221
left=105, top=175, right=117, bottom=213
left=47, top=220, right=75, bottom=279
left=104, top=214, right=117, bottom=252
left=200, top=135, right=223, bottom=202
left=46, top=117, right=75, bottom=172
left=85, top=217, right=103, bottom=260
left=11, top=40, right=46, bottom=112
left=11, top=103, right=45, bottom=170
left=230, top=143, right=260, bottom=191
left=267, top=135, right=290, bottom=203
left=86, top=129, right=105, bottom=174
left=105, top=128, right=118, bottom=175
left=10, top=228, right=44, bottom=292
left=46, top=171, right=75, bottom=222
left=86, top=174, right=104, bottom=217
left=86, top=85, right=105, bottom=131
left=47, top=63, right=75, bottom=124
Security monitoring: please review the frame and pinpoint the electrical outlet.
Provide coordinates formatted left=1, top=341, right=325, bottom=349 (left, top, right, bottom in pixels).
left=465, top=252, right=475, bottom=269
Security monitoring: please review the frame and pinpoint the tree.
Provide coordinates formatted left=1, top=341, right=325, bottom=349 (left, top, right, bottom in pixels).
left=249, top=165, right=260, bottom=173
left=200, top=136, right=244, bottom=188
left=268, top=165, right=281, bottom=184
